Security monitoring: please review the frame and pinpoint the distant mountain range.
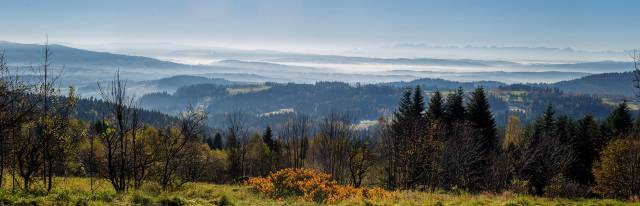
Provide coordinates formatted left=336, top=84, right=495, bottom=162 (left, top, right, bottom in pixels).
left=0, top=40, right=637, bottom=97
left=344, top=43, right=632, bottom=63
left=0, top=41, right=185, bottom=69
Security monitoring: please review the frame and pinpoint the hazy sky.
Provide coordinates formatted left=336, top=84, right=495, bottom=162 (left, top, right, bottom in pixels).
left=1, top=0, right=639, bottom=52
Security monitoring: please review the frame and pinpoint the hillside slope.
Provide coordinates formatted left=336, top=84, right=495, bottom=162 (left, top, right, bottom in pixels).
left=0, top=41, right=186, bottom=69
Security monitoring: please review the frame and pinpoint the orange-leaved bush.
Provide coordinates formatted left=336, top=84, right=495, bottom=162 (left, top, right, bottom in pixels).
left=245, top=168, right=390, bottom=203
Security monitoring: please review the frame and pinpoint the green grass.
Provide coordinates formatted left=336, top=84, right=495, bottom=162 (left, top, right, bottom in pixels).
left=0, top=176, right=637, bottom=205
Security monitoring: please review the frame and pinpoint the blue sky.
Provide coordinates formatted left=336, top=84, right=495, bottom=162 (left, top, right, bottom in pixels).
left=1, top=0, right=638, bottom=52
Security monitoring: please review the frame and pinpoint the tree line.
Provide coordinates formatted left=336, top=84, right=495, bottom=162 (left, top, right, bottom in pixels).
left=0, top=45, right=639, bottom=199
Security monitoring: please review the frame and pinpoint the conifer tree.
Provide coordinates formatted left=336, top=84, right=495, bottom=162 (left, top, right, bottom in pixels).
left=569, top=115, right=599, bottom=184
left=211, top=133, right=223, bottom=149
left=444, top=87, right=466, bottom=124
left=391, top=88, right=416, bottom=188
left=607, top=101, right=633, bottom=138
left=412, top=85, right=426, bottom=118
left=392, top=89, right=414, bottom=139
left=427, top=90, right=444, bottom=121
left=263, top=126, right=275, bottom=151
left=521, top=105, right=574, bottom=195
left=555, top=115, right=576, bottom=145
left=540, top=105, right=556, bottom=131
left=386, top=89, right=413, bottom=189
left=466, top=87, right=498, bottom=153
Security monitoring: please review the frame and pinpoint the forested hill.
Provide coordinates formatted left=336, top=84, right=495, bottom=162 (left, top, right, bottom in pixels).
left=74, top=97, right=179, bottom=128
left=0, top=41, right=185, bottom=69
left=550, top=71, right=635, bottom=96
left=387, top=72, right=639, bottom=97
left=139, top=81, right=617, bottom=129
left=381, top=77, right=506, bottom=90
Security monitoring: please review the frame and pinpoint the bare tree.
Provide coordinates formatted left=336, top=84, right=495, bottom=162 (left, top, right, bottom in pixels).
left=347, top=128, right=376, bottom=187
left=5, top=41, right=75, bottom=192
left=97, top=70, right=135, bottom=192
left=279, top=114, right=312, bottom=168
left=309, top=111, right=354, bottom=183
left=377, top=117, right=398, bottom=189
left=0, top=50, right=38, bottom=188
left=224, top=110, right=250, bottom=181
left=14, top=122, right=43, bottom=190
left=154, top=106, right=207, bottom=190
left=129, top=106, right=154, bottom=189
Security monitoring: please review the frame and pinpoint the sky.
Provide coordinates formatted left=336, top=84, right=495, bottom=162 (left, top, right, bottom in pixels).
left=1, top=0, right=639, bottom=53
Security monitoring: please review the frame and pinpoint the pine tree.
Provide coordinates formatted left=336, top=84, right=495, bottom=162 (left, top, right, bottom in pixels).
left=555, top=116, right=576, bottom=145
left=263, top=126, right=275, bottom=151
left=569, top=115, right=599, bottom=184
left=607, top=101, right=633, bottom=138
left=392, top=89, right=414, bottom=137
left=412, top=85, right=426, bottom=118
left=212, top=133, right=223, bottom=149
left=466, top=87, right=498, bottom=153
left=388, top=88, right=414, bottom=189
left=522, top=105, right=574, bottom=195
left=444, top=87, right=466, bottom=125
left=390, top=87, right=431, bottom=189
left=427, top=90, right=444, bottom=121
left=540, top=104, right=556, bottom=132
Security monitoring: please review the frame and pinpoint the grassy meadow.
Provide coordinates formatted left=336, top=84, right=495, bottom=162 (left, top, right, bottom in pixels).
left=0, top=176, right=637, bottom=206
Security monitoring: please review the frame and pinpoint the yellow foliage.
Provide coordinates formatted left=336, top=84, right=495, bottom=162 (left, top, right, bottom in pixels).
left=245, top=168, right=390, bottom=203
left=593, top=138, right=640, bottom=199
left=503, top=115, right=523, bottom=150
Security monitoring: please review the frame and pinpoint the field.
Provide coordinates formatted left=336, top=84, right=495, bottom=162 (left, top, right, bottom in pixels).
left=602, top=97, right=640, bottom=110
left=0, top=177, right=636, bottom=205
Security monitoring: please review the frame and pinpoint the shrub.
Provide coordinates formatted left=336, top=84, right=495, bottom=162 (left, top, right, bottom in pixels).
left=593, top=138, right=640, bottom=199
left=509, top=178, right=530, bottom=194
left=95, top=192, right=115, bottom=202
left=132, top=193, right=153, bottom=206
left=0, top=192, right=15, bottom=205
left=214, top=194, right=235, bottom=206
left=246, top=168, right=390, bottom=203
left=74, top=198, right=89, bottom=206
left=543, top=176, right=591, bottom=198
left=55, top=190, right=72, bottom=202
left=159, top=196, right=186, bottom=206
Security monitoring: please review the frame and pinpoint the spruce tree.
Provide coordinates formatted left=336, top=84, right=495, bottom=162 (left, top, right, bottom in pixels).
left=427, top=90, right=444, bottom=121
left=607, top=101, right=633, bottom=138
left=540, top=104, right=556, bottom=132
left=392, top=89, right=414, bottom=134
left=466, top=87, right=498, bottom=153
left=412, top=85, right=426, bottom=118
left=444, top=87, right=466, bottom=124
left=389, top=88, right=414, bottom=189
left=212, top=132, right=223, bottom=149
left=263, top=126, right=275, bottom=151
left=522, top=105, right=574, bottom=195
left=555, top=115, right=576, bottom=145
left=569, top=115, right=599, bottom=184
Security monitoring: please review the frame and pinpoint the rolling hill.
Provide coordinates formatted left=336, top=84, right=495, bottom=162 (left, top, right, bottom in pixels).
left=0, top=41, right=186, bottom=69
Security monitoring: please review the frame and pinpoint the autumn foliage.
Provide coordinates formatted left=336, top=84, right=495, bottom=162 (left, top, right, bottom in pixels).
left=593, top=138, right=640, bottom=199
left=246, top=168, right=390, bottom=203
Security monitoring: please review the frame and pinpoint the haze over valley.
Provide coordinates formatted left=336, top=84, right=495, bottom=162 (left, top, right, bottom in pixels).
left=2, top=1, right=640, bottom=204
